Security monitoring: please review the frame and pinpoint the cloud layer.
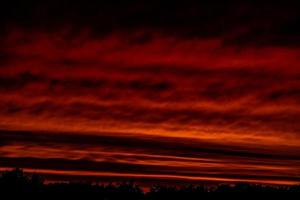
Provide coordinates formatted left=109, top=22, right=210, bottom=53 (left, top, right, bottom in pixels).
left=0, top=1, right=300, bottom=186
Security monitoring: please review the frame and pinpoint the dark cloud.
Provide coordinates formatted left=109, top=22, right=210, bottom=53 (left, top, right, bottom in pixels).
left=1, top=129, right=300, bottom=161
left=0, top=99, right=298, bottom=134
left=1, top=155, right=300, bottom=184
left=0, top=72, right=41, bottom=90
left=0, top=64, right=299, bottom=136
left=1, top=129, right=300, bottom=185
left=264, top=89, right=300, bottom=102
left=1, top=0, right=300, bottom=46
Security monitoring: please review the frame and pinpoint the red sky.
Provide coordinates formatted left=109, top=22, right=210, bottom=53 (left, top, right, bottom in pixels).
left=0, top=0, right=300, bottom=186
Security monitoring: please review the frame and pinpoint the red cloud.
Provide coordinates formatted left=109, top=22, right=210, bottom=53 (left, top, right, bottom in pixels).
left=0, top=29, right=300, bottom=185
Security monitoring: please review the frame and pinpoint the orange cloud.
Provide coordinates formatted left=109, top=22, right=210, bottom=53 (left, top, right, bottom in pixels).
left=0, top=29, right=300, bottom=185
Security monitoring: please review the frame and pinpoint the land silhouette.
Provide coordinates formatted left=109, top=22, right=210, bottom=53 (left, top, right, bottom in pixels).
left=0, top=168, right=299, bottom=199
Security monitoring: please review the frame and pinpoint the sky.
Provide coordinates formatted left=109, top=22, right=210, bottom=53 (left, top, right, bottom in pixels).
left=0, top=0, right=300, bottom=186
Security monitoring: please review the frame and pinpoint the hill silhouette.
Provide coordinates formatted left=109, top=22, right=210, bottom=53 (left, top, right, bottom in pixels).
left=0, top=168, right=299, bottom=199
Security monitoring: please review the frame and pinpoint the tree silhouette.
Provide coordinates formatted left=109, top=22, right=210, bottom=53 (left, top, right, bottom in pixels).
left=0, top=168, right=299, bottom=199
left=0, top=168, right=29, bottom=192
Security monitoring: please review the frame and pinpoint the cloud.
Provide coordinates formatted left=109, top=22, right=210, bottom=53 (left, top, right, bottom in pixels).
left=1, top=1, right=300, bottom=47
left=0, top=2, right=300, bottom=185
left=1, top=129, right=300, bottom=185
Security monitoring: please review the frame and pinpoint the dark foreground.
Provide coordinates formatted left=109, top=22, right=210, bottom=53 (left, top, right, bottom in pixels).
left=0, top=168, right=299, bottom=199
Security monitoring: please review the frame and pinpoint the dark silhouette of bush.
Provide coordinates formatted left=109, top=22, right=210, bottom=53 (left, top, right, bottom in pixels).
left=0, top=168, right=29, bottom=192
left=0, top=168, right=299, bottom=199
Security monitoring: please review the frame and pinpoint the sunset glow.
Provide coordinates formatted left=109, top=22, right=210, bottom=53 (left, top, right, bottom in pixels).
left=0, top=1, right=300, bottom=187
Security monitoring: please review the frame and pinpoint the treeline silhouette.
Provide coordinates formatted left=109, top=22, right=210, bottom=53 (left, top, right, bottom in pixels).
left=0, top=168, right=299, bottom=199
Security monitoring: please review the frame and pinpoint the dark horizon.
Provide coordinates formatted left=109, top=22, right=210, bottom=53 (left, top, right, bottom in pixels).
left=1, top=168, right=300, bottom=195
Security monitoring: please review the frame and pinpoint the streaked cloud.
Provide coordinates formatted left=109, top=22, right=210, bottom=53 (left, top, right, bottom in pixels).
left=0, top=1, right=300, bottom=186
